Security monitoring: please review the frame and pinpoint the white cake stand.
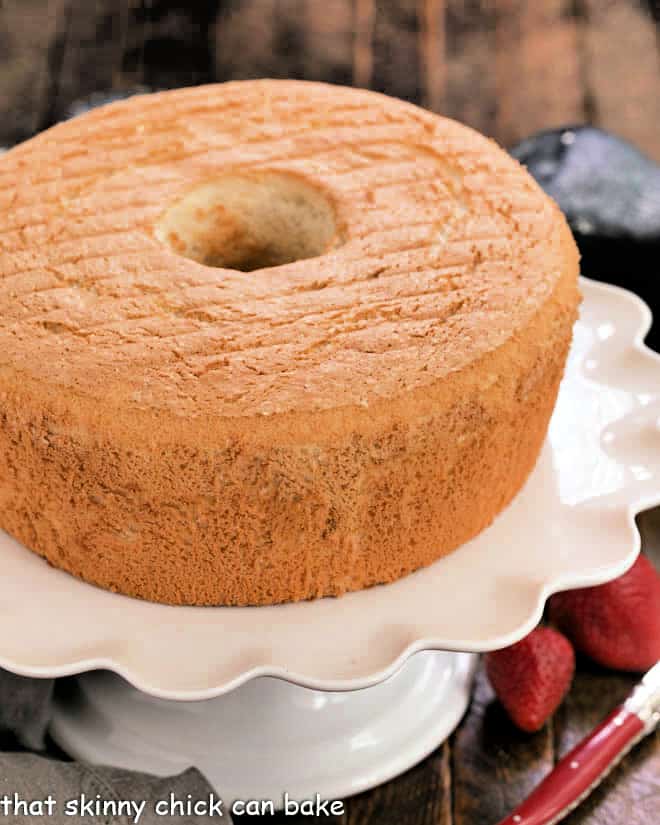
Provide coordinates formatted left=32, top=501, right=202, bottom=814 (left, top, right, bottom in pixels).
left=1, top=278, right=659, bottom=802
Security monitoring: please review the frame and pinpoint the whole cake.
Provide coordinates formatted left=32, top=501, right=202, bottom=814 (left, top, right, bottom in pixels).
left=0, top=81, right=579, bottom=605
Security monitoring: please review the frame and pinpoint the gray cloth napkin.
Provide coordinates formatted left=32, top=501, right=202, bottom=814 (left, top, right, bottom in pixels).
left=0, top=673, right=225, bottom=824
left=0, top=671, right=53, bottom=752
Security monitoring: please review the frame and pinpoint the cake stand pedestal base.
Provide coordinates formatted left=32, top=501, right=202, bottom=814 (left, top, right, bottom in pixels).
left=50, top=651, right=477, bottom=803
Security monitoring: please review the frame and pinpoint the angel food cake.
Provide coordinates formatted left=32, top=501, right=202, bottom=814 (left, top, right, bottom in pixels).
left=0, top=81, right=580, bottom=605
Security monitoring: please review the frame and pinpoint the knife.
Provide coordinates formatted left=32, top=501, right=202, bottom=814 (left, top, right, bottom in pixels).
left=496, top=661, right=660, bottom=825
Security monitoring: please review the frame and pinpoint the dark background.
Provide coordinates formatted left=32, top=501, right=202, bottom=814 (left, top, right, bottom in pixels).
left=1, top=0, right=660, bottom=159
left=0, top=2, right=659, bottom=824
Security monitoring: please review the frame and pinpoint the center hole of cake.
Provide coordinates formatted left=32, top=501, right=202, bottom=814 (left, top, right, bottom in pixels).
left=155, top=172, right=341, bottom=272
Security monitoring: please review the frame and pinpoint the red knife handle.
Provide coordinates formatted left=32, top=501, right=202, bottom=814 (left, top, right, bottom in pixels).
left=496, top=707, right=645, bottom=825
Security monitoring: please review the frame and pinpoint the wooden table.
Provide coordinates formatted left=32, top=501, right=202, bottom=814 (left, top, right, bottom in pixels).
left=1, top=0, right=660, bottom=159
left=1, top=2, right=659, bottom=822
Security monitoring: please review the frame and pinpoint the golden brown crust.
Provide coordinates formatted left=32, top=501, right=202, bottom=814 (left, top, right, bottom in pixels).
left=0, top=80, right=580, bottom=605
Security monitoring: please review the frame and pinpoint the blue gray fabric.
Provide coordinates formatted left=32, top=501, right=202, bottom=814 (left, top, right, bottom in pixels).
left=0, top=671, right=53, bottom=751
left=0, top=671, right=222, bottom=823
left=0, top=749, right=220, bottom=823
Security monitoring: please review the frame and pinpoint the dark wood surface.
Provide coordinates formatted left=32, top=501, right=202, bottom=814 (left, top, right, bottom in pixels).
left=0, top=1, right=659, bottom=158
left=0, top=2, right=659, bottom=823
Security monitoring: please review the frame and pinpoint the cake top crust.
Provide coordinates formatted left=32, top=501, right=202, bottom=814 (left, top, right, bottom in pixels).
left=0, top=80, right=576, bottom=425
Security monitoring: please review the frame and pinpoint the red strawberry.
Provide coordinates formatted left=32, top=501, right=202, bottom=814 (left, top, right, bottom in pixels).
left=548, top=554, right=660, bottom=672
left=485, top=627, right=575, bottom=733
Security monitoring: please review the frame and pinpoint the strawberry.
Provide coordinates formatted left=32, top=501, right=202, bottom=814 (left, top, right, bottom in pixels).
left=548, top=553, right=660, bottom=672
left=485, top=627, right=575, bottom=733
